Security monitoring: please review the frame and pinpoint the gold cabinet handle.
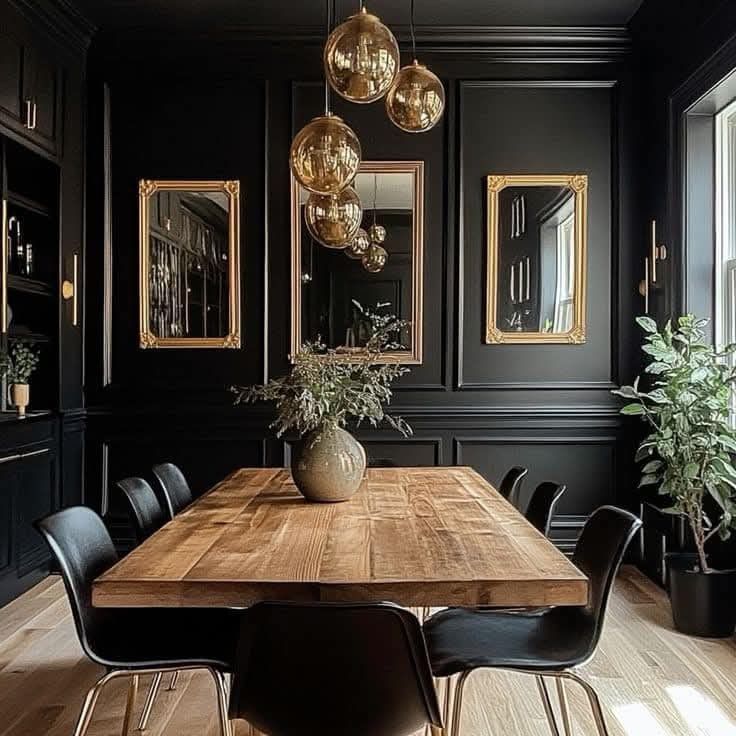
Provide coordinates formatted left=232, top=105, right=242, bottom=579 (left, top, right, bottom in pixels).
left=638, top=257, right=650, bottom=314
left=31, top=101, right=38, bottom=130
left=24, top=99, right=33, bottom=129
left=62, top=253, right=79, bottom=327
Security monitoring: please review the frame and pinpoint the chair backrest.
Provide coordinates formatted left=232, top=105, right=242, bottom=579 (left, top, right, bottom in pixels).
left=498, top=466, right=528, bottom=508
left=116, top=477, right=167, bottom=544
left=525, top=482, right=566, bottom=537
left=152, top=462, right=193, bottom=518
left=229, top=602, right=442, bottom=736
left=571, top=505, right=642, bottom=648
left=35, top=506, right=118, bottom=665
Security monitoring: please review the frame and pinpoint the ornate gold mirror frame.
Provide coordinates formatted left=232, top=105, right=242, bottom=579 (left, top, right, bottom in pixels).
left=290, top=160, right=424, bottom=364
left=485, top=174, right=588, bottom=344
left=138, top=179, right=241, bottom=349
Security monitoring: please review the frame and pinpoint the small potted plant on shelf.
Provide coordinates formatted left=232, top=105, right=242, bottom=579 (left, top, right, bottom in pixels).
left=613, top=315, right=736, bottom=637
left=6, top=340, right=40, bottom=418
left=232, top=303, right=411, bottom=503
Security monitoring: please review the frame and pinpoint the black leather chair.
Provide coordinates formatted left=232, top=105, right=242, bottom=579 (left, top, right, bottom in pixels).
left=423, top=506, right=642, bottom=736
left=36, top=506, right=238, bottom=736
left=117, top=477, right=167, bottom=544
left=498, top=466, right=528, bottom=508
left=525, top=481, right=566, bottom=538
left=228, top=601, right=442, bottom=736
left=115, top=476, right=173, bottom=729
left=152, top=462, right=194, bottom=519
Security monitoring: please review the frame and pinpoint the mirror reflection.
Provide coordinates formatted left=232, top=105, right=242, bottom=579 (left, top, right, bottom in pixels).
left=486, top=175, right=587, bottom=344
left=291, top=162, right=424, bottom=363
left=498, top=185, right=575, bottom=334
left=139, top=180, right=241, bottom=349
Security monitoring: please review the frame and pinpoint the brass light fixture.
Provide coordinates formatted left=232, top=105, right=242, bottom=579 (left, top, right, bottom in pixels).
left=290, top=113, right=361, bottom=195
left=386, top=0, right=445, bottom=133
left=362, top=174, right=388, bottom=272
left=305, top=186, right=363, bottom=248
left=346, top=227, right=370, bottom=259
left=324, top=3, right=400, bottom=104
left=362, top=243, right=388, bottom=272
left=290, top=1, right=362, bottom=194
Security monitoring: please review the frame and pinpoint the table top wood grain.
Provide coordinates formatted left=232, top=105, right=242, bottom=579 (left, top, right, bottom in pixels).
left=93, top=466, right=588, bottom=608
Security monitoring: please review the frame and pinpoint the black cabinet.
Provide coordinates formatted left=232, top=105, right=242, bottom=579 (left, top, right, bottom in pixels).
left=0, top=416, right=58, bottom=606
left=0, top=3, right=62, bottom=157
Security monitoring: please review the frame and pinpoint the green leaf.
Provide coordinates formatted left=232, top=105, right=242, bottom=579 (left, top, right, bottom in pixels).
left=635, top=444, right=654, bottom=462
left=642, top=459, right=663, bottom=473
left=639, top=474, right=659, bottom=487
left=621, top=404, right=646, bottom=416
left=613, top=385, right=639, bottom=399
left=637, top=316, right=658, bottom=333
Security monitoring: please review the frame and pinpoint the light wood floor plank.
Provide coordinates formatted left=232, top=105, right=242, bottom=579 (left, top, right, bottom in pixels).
left=0, top=566, right=735, bottom=735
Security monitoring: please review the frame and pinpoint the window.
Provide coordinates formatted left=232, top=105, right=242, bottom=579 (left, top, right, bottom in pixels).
left=715, top=98, right=736, bottom=355
left=553, top=212, right=575, bottom=333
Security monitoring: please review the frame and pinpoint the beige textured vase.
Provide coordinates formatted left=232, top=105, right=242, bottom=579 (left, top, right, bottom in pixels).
left=291, top=426, right=366, bottom=503
left=10, top=383, right=29, bottom=417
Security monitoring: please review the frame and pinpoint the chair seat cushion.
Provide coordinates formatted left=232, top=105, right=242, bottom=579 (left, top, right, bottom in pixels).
left=423, top=607, right=594, bottom=677
left=89, top=608, right=240, bottom=670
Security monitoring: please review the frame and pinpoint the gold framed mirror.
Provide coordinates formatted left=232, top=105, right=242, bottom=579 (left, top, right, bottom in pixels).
left=485, top=174, right=588, bottom=344
left=138, top=179, right=241, bottom=349
left=290, top=160, right=424, bottom=363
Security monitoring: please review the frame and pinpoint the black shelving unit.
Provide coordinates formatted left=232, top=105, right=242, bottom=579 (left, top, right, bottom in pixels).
left=2, top=136, right=59, bottom=413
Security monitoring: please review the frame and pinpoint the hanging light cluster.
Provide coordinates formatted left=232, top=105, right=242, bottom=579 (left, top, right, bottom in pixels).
left=290, top=0, right=444, bottom=260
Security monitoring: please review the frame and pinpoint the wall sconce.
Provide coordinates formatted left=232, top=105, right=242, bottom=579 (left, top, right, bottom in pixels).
left=638, top=219, right=667, bottom=314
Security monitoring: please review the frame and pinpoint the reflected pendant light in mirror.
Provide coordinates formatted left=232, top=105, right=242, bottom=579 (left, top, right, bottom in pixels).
left=367, top=223, right=386, bottom=244
left=290, top=1, right=362, bottom=193
left=386, top=0, right=445, bottom=133
left=362, top=243, right=388, bottom=272
left=346, top=227, right=370, bottom=259
left=324, top=4, right=400, bottom=104
left=305, top=186, right=363, bottom=248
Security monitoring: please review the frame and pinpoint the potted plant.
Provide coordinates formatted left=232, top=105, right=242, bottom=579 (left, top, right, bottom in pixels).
left=614, top=315, right=736, bottom=637
left=233, top=303, right=411, bottom=502
left=6, top=341, right=40, bottom=418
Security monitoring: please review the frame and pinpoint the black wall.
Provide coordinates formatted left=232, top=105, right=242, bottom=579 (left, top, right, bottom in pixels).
left=85, top=28, right=639, bottom=550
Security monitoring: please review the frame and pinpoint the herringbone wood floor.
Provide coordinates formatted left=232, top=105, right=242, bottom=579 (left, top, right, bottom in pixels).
left=0, top=567, right=734, bottom=735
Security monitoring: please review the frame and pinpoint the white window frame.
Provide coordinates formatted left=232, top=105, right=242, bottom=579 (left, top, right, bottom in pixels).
left=715, top=98, right=736, bottom=353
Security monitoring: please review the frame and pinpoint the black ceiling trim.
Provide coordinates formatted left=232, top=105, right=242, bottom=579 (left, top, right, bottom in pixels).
left=96, top=24, right=631, bottom=60
left=10, top=0, right=97, bottom=54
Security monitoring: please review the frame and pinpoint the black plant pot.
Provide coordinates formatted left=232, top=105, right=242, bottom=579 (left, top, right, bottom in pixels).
left=667, top=553, right=736, bottom=638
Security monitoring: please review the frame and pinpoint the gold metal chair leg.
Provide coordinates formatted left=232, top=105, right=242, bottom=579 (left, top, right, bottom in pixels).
left=121, top=674, right=140, bottom=736
left=560, top=671, right=610, bottom=736
left=72, top=673, right=114, bottom=736
left=137, top=671, right=163, bottom=731
left=208, top=668, right=232, bottom=736
left=555, top=678, right=573, bottom=736
left=536, top=676, right=562, bottom=736
left=448, top=671, right=471, bottom=736
left=167, top=670, right=180, bottom=691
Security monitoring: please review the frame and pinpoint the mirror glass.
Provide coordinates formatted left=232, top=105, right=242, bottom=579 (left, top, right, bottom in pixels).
left=292, top=162, right=424, bottom=363
left=486, top=175, right=587, bottom=344
left=139, top=180, right=240, bottom=348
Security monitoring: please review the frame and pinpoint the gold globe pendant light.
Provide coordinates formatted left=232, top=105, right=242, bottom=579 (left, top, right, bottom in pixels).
left=362, top=243, right=388, bottom=272
left=346, top=227, right=370, bottom=259
left=324, top=4, right=400, bottom=104
left=290, top=112, right=361, bottom=195
left=367, top=223, right=386, bottom=244
left=386, top=0, right=445, bottom=133
left=305, top=186, right=363, bottom=249
left=290, top=1, right=362, bottom=194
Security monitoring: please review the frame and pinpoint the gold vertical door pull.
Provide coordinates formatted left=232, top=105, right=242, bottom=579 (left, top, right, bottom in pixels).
left=62, top=252, right=79, bottom=327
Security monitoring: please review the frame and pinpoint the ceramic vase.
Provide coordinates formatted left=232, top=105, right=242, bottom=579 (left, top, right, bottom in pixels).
left=10, top=383, right=29, bottom=418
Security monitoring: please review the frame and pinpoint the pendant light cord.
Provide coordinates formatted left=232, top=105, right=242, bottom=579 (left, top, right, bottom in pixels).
left=372, top=174, right=378, bottom=227
left=324, top=0, right=332, bottom=114
left=410, top=0, right=417, bottom=61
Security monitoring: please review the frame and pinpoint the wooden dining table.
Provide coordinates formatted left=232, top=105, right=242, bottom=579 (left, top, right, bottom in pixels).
left=92, top=466, right=588, bottom=609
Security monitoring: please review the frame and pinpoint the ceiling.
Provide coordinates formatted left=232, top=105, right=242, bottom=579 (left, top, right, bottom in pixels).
left=74, top=0, right=646, bottom=31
